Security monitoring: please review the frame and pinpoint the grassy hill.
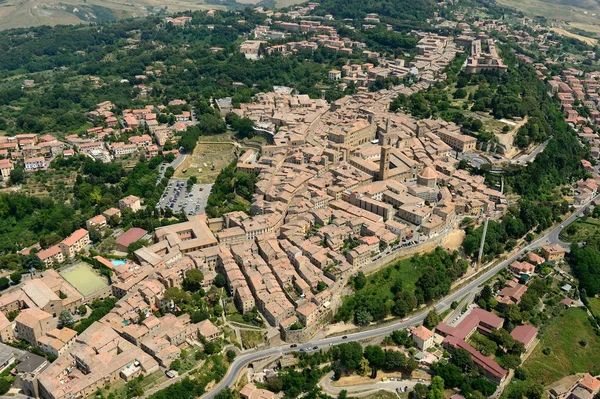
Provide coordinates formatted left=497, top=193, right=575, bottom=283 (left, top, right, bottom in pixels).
left=0, top=0, right=305, bottom=31
left=497, top=0, right=600, bottom=33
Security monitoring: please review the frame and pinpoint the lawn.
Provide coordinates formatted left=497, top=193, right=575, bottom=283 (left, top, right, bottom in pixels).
left=559, top=217, right=600, bottom=242
left=240, top=330, right=264, bottom=349
left=523, top=308, right=600, bottom=385
left=363, top=256, right=425, bottom=302
left=587, top=297, right=600, bottom=318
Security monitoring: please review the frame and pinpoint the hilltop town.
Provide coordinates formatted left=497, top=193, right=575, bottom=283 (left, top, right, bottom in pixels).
left=2, top=1, right=600, bottom=399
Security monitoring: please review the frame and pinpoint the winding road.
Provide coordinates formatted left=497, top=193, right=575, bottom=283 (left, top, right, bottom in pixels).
left=200, top=200, right=594, bottom=398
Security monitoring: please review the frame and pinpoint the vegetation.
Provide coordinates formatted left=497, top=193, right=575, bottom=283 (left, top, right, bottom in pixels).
left=560, top=216, right=600, bottom=242
left=335, top=248, right=467, bottom=325
left=206, top=161, right=258, bottom=218
left=0, top=154, right=178, bottom=256
left=74, top=297, right=118, bottom=334
left=569, top=242, right=600, bottom=298
left=523, top=308, right=600, bottom=384
left=314, top=0, right=437, bottom=24
left=149, top=355, right=227, bottom=399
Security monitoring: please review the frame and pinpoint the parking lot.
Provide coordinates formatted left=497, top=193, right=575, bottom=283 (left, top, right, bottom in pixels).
left=157, top=179, right=213, bottom=216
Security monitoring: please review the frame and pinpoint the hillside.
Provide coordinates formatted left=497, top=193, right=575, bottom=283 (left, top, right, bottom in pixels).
left=0, top=0, right=300, bottom=31
left=314, top=0, right=437, bottom=24
left=496, top=0, right=600, bottom=35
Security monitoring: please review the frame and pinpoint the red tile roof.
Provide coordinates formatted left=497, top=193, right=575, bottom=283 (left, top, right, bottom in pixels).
left=436, top=308, right=504, bottom=340
left=116, top=228, right=148, bottom=247
left=510, top=325, right=537, bottom=346
left=445, top=336, right=507, bottom=380
left=580, top=374, right=600, bottom=393
left=37, top=244, right=62, bottom=260
left=61, top=228, right=88, bottom=247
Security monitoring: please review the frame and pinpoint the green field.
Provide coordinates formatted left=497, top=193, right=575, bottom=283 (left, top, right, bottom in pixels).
left=60, top=262, right=109, bottom=297
left=523, top=308, right=600, bottom=384
left=497, top=0, right=600, bottom=25
left=587, top=297, right=600, bottom=317
left=559, top=217, right=600, bottom=242
left=365, top=256, right=424, bottom=300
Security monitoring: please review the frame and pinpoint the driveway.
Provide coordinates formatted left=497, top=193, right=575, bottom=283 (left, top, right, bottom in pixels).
left=319, top=371, right=419, bottom=397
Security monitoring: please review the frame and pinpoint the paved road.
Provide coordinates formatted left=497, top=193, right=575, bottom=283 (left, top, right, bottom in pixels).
left=200, top=200, right=594, bottom=398
left=511, top=139, right=550, bottom=165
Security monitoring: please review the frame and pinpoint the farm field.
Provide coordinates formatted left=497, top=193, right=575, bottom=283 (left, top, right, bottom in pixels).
left=497, top=0, right=600, bottom=25
left=0, top=0, right=224, bottom=31
left=522, top=308, right=600, bottom=385
left=550, top=27, right=598, bottom=45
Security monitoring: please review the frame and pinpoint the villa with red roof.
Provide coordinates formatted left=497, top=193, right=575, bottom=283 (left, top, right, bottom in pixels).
left=541, top=244, right=566, bottom=262
left=510, top=325, right=538, bottom=350
left=509, top=260, right=535, bottom=276
left=410, top=325, right=435, bottom=351
left=86, top=215, right=107, bottom=230
left=0, top=159, right=13, bottom=180
left=436, top=308, right=507, bottom=383
left=526, top=252, right=545, bottom=265
left=58, top=229, right=90, bottom=258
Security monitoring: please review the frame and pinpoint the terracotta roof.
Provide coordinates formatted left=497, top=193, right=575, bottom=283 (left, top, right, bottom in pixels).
left=510, top=325, right=537, bottom=346
left=116, top=228, right=148, bottom=247
left=418, top=166, right=437, bottom=179
left=579, top=374, right=600, bottom=393
left=412, top=325, right=434, bottom=341
left=37, top=245, right=62, bottom=260
left=61, top=229, right=88, bottom=247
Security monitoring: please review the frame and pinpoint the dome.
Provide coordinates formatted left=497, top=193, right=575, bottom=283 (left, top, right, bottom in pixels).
left=418, top=166, right=437, bottom=180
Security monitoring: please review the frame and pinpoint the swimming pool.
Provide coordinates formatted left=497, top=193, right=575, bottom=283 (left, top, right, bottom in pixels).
left=111, top=259, right=127, bottom=266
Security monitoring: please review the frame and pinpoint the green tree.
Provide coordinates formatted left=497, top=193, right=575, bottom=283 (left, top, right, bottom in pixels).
left=226, top=349, right=236, bottom=363
left=215, top=388, right=235, bottom=399
left=364, top=345, right=385, bottom=377
left=384, top=349, right=406, bottom=370
left=452, top=348, right=473, bottom=371
left=184, top=269, right=204, bottom=291
left=9, top=271, right=21, bottom=284
left=0, top=278, right=9, bottom=290
left=23, top=254, right=43, bottom=270
left=427, top=376, right=444, bottom=399
left=353, top=272, right=367, bottom=290
left=424, top=311, right=441, bottom=329
left=412, top=383, right=429, bottom=399
left=58, top=309, right=75, bottom=329
left=9, top=167, right=24, bottom=185
left=204, top=341, right=220, bottom=355
left=333, top=342, right=363, bottom=373
left=214, top=273, right=226, bottom=288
